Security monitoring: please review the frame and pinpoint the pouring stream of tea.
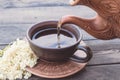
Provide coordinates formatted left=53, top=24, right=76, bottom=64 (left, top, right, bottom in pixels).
left=57, top=21, right=62, bottom=48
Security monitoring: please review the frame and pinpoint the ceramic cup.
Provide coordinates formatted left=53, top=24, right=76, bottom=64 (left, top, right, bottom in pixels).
left=26, top=21, right=92, bottom=62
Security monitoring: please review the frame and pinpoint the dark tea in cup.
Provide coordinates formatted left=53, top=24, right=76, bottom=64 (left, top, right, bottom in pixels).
left=32, top=28, right=77, bottom=48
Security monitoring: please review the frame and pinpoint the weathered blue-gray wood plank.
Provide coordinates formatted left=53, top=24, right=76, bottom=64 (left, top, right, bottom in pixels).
left=0, top=6, right=96, bottom=24
left=0, top=0, right=69, bottom=8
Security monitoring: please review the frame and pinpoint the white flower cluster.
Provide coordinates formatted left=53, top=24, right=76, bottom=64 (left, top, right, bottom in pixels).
left=0, top=39, right=38, bottom=80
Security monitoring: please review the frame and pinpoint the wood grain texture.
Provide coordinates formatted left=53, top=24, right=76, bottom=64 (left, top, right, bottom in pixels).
left=85, top=39, right=120, bottom=51
left=0, top=0, right=68, bottom=8
left=0, top=6, right=96, bottom=24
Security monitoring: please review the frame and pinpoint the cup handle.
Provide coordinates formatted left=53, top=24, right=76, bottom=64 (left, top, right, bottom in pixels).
left=70, top=44, right=92, bottom=63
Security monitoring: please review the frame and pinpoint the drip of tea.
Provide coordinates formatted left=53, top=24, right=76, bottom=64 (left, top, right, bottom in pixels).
left=32, top=28, right=77, bottom=48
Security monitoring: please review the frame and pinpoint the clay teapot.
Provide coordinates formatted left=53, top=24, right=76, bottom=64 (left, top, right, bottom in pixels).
left=60, top=0, right=120, bottom=40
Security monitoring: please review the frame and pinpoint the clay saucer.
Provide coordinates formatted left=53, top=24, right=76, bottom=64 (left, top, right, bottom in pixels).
left=26, top=59, right=87, bottom=79
left=26, top=41, right=88, bottom=78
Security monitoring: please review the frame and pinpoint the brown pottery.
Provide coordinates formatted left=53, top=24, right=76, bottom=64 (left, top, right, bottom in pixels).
left=26, top=21, right=92, bottom=62
left=60, top=0, right=120, bottom=40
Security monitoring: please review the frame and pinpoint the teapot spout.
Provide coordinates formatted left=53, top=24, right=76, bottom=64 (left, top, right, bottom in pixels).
left=60, top=15, right=116, bottom=40
left=60, top=15, right=96, bottom=36
left=60, top=15, right=95, bottom=29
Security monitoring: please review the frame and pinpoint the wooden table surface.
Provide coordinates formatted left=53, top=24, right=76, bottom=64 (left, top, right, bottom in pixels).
left=0, top=1, right=120, bottom=80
